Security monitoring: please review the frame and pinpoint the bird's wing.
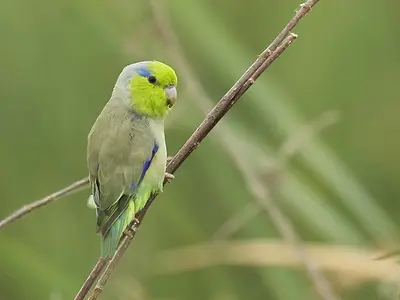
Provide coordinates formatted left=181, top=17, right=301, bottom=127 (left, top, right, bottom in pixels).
left=87, top=111, right=158, bottom=235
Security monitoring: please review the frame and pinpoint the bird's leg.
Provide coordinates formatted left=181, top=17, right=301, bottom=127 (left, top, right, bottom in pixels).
left=124, top=218, right=140, bottom=237
left=165, top=172, right=175, bottom=183
left=131, top=217, right=140, bottom=233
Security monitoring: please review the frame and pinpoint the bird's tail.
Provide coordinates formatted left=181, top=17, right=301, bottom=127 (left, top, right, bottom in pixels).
left=101, top=200, right=136, bottom=258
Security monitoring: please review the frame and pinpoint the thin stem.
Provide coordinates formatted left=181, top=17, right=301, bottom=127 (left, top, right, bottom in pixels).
left=74, top=258, right=108, bottom=300
left=0, top=178, right=89, bottom=230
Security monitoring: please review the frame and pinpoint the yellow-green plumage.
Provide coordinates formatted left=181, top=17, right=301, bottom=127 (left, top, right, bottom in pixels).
left=87, top=61, right=178, bottom=258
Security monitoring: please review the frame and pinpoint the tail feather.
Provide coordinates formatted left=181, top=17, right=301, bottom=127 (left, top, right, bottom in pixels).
left=101, top=200, right=136, bottom=258
left=99, top=185, right=154, bottom=258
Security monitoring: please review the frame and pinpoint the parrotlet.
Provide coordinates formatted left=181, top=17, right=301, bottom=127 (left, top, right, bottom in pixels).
left=87, top=61, right=178, bottom=258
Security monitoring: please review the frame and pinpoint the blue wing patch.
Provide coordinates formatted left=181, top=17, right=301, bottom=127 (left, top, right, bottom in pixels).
left=129, top=143, right=159, bottom=191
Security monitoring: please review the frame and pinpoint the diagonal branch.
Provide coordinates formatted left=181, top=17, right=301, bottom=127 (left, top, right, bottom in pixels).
left=74, top=258, right=107, bottom=300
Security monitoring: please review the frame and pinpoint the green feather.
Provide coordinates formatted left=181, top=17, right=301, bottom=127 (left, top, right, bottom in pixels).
left=130, top=61, right=178, bottom=118
left=101, top=200, right=135, bottom=258
left=100, top=185, right=154, bottom=258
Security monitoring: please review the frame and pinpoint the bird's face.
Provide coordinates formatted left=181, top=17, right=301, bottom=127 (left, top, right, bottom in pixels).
left=126, top=61, right=178, bottom=119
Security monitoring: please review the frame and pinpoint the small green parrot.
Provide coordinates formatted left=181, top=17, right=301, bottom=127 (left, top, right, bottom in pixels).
left=87, top=61, right=178, bottom=258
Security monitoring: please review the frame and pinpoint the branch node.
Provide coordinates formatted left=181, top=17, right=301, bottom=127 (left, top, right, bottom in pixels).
left=299, top=2, right=313, bottom=12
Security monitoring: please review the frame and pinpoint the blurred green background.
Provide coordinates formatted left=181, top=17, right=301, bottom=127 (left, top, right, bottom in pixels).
left=1, top=0, right=400, bottom=299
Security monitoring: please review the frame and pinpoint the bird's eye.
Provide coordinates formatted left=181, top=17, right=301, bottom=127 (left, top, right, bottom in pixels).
left=148, top=76, right=157, bottom=84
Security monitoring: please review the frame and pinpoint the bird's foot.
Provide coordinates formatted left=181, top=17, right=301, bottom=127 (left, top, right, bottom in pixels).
left=167, top=156, right=174, bottom=164
left=165, top=172, right=175, bottom=183
left=131, top=217, right=140, bottom=233
left=124, top=228, right=134, bottom=238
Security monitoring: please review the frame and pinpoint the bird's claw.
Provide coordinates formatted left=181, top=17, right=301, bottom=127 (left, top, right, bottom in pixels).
left=124, top=228, right=134, bottom=238
left=165, top=172, right=175, bottom=183
left=131, top=218, right=140, bottom=233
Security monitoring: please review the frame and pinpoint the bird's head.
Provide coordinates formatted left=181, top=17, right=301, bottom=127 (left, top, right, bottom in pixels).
left=115, top=61, right=178, bottom=119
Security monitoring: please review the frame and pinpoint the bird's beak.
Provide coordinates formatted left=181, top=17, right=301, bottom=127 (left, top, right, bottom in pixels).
left=164, top=86, right=177, bottom=108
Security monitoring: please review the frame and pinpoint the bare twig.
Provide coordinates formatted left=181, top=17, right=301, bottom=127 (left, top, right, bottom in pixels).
left=0, top=178, right=89, bottom=230
left=166, top=31, right=296, bottom=171
left=150, top=2, right=338, bottom=300
left=74, top=258, right=107, bottom=300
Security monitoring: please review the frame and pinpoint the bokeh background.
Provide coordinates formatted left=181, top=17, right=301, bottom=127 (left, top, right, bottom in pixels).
left=1, top=0, right=400, bottom=299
